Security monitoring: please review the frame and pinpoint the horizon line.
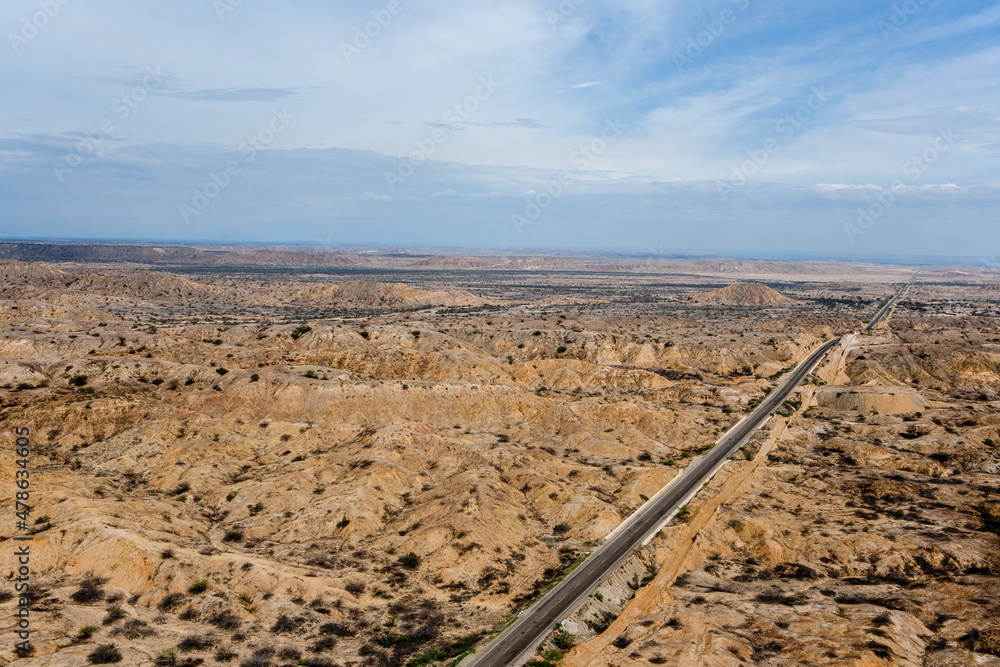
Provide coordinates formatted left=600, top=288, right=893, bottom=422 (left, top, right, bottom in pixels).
left=0, top=237, right=990, bottom=268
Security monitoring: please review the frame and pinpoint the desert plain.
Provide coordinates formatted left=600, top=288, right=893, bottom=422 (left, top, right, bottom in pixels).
left=0, top=244, right=997, bottom=667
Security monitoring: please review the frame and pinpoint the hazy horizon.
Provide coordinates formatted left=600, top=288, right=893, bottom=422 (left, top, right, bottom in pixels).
left=0, top=236, right=994, bottom=268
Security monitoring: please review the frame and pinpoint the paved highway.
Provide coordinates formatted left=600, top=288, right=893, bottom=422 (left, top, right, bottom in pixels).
left=864, top=276, right=916, bottom=331
left=463, top=336, right=842, bottom=667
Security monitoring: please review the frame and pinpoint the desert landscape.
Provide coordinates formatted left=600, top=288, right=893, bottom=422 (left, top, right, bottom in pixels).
left=0, top=244, right=997, bottom=667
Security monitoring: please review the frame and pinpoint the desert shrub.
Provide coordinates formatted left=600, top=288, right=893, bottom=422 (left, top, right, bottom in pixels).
left=277, top=646, right=301, bottom=660
left=409, top=649, right=448, bottom=666
left=399, top=552, right=422, bottom=569
left=110, top=618, right=156, bottom=639
left=345, top=581, right=366, bottom=597
left=319, top=621, right=354, bottom=637
left=376, top=629, right=411, bottom=648
left=239, top=646, right=275, bottom=667
left=178, top=634, right=213, bottom=651
left=301, top=659, right=337, bottom=667
left=71, top=578, right=107, bottom=604
left=587, top=611, right=616, bottom=633
left=552, top=629, right=575, bottom=650
left=188, top=580, right=209, bottom=594
left=223, top=529, right=244, bottom=543
left=209, top=611, right=242, bottom=631
left=214, top=646, right=238, bottom=662
left=553, top=523, right=571, bottom=535
left=153, top=649, right=181, bottom=666
left=447, top=633, right=482, bottom=657
left=357, top=644, right=387, bottom=662
left=102, top=607, right=126, bottom=625
left=755, top=589, right=803, bottom=606
left=773, top=563, right=819, bottom=580
left=311, top=635, right=337, bottom=652
left=88, top=644, right=122, bottom=664
left=271, top=614, right=307, bottom=634
left=411, top=623, right=439, bottom=644
left=76, top=625, right=98, bottom=642
left=158, top=592, right=186, bottom=611
left=236, top=592, right=257, bottom=611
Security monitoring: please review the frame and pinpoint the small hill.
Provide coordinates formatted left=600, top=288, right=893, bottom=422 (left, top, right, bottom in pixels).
left=68, top=271, right=218, bottom=299
left=292, top=281, right=482, bottom=309
left=0, top=260, right=75, bottom=288
left=816, top=386, right=928, bottom=414
left=688, top=283, right=795, bottom=306
left=330, top=281, right=480, bottom=308
left=0, top=261, right=217, bottom=298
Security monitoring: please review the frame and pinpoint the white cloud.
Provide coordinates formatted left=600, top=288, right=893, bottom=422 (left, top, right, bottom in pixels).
left=0, top=0, right=997, bottom=256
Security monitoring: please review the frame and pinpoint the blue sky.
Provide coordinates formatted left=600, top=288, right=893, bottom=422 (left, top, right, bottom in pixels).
left=1, top=0, right=998, bottom=258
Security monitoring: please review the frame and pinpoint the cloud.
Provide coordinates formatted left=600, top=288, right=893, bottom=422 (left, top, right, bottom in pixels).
left=0, top=0, right=996, bottom=257
left=473, top=118, right=544, bottom=129
left=810, top=182, right=971, bottom=200
left=156, top=87, right=299, bottom=102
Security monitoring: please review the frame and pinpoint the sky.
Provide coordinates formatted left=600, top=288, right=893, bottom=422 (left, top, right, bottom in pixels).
left=0, top=0, right=998, bottom=259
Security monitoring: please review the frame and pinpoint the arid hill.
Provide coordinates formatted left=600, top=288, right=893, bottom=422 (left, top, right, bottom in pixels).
left=0, top=261, right=481, bottom=314
left=688, top=282, right=796, bottom=306
left=314, top=281, right=480, bottom=309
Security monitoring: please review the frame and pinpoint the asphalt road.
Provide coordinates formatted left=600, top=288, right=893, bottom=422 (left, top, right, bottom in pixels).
left=463, top=336, right=842, bottom=667
left=864, top=277, right=915, bottom=331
